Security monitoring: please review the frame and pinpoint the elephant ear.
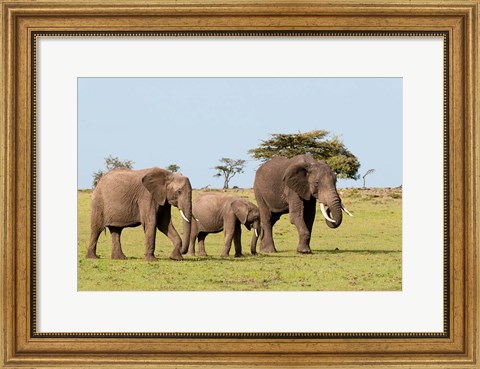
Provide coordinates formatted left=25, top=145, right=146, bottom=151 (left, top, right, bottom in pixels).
left=142, top=169, right=169, bottom=206
left=283, top=162, right=311, bottom=200
left=231, top=199, right=249, bottom=225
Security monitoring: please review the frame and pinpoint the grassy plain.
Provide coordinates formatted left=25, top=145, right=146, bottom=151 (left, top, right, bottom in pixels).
left=78, top=188, right=402, bottom=291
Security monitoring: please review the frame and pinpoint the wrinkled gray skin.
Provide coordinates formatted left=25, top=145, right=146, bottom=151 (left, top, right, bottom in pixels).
left=85, top=167, right=192, bottom=261
left=187, top=193, right=261, bottom=257
left=253, top=154, right=343, bottom=254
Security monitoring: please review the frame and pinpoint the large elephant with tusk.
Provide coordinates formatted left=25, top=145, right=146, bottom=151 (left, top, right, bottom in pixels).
left=85, top=167, right=192, bottom=261
left=253, top=153, right=352, bottom=254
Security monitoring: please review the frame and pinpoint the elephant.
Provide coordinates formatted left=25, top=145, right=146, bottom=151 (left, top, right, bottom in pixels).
left=85, top=167, right=192, bottom=261
left=187, top=193, right=261, bottom=257
left=253, top=153, right=352, bottom=254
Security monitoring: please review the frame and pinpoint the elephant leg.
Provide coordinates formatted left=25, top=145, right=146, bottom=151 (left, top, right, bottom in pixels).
left=302, top=199, right=316, bottom=252
left=290, top=201, right=312, bottom=254
left=85, top=226, right=102, bottom=259
left=233, top=223, right=243, bottom=257
left=221, top=225, right=236, bottom=258
left=158, top=218, right=183, bottom=261
left=257, top=197, right=275, bottom=253
left=197, top=232, right=208, bottom=257
left=86, top=205, right=104, bottom=259
left=257, top=195, right=278, bottom=253
left=109, top=226, right=127, bottom=260
left=143, top=221, right=158, bottom=262
left=260, top=211, right=279, bottom=253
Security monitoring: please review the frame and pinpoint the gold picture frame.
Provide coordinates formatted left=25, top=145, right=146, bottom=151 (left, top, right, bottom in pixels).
left=1, top=0, right=478, bottom=367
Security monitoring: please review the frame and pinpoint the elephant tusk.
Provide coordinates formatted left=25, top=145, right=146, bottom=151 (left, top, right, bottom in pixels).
left=180, top=210, right=190, bottom=223
left=320, top=203, right=336, bottom=223
left=341, top=203, right=353, bottom=217
left=254, top=229, right=259, bottom=238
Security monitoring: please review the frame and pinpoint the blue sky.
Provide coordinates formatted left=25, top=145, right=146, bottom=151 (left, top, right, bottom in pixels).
left=78, top=78, right=402, bottom=189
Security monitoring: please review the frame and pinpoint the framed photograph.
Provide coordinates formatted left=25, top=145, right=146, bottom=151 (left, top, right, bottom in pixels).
left=1, top=0, right=478, bottom=367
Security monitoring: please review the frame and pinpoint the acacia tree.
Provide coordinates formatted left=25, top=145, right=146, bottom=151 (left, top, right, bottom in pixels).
left=92, top=155, right=134, bottom=188
left=248, top=130, right=360, bottom=180
left=214, top=157, right=246, bottom=190
left=166, top=164, right=180, bottom=173
left=362, top=169, right=376, bottom=188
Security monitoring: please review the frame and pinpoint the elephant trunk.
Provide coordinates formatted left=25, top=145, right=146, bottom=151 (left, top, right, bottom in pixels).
left=180, top=217, right=191, bottom=254
left=250, top=220, right=261, bottom=255
left=179, top=192, right=192, bottom=255
left=319, top=190, right=343, bottom=229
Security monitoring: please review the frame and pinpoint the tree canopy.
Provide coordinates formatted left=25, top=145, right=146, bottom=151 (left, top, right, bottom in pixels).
left=248, top=130, right=360, bottom=180
left=166, top=164, right=180, bottom=173
left=213, top=157, right=246, bottom=190
left=92, top=155, right=134, bottom=188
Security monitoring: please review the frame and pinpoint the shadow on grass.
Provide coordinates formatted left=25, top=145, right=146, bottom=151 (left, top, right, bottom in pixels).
left=315, top=249, right=401, bottom=255
left=184, top=249, right=402, bottom=261
left=83, top=249, right=400, bottom=264
left=241, top=249, right=401, bottom=260
left=179, top=254, right=282, bottom=263
left=82, top=255, right=265, bottom=262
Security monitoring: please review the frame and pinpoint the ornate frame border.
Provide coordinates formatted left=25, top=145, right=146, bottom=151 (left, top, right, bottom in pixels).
left=30, top=30, right=450, bottom=340
left=2, top=1, right=478, bottom=367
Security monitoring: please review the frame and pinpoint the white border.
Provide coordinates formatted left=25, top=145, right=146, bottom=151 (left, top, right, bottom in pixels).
left=37, top=36, right=444, bottom=333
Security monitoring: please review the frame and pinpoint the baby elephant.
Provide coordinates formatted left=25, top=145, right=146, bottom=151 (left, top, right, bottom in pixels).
left=188, top=193, right=261, bottom=257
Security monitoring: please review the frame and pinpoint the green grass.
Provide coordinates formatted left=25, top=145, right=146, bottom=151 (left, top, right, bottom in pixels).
left=78, top=187, right=402, bottom=291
